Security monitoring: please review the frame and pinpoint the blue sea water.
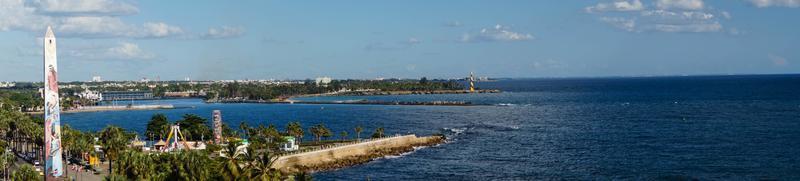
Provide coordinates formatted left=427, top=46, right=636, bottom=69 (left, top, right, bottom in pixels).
left=62, top=75, right=800, bottom=180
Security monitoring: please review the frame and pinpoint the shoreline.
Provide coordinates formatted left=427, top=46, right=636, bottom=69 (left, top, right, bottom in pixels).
left=272, top=134, right=445, bottom=173
left=26, top=104, right=176, bottom=114
left=208, top=89, right=502, bottom=106
left=294, top=89, right=501, bottom=97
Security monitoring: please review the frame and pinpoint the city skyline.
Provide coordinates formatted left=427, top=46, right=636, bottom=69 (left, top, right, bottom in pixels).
left=1, top=0, right=799, bottom=81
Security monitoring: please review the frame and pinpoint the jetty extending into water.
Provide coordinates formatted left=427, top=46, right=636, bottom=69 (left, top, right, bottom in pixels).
left=272, top=134, right=444, bottom=173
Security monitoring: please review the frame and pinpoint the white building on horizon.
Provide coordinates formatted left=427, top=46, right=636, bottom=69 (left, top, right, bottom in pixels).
left=92, top=76, right=103, bottom=82
left=0, top=82, right=14, bottom=88
left=315, top=76, right=332, bottom=86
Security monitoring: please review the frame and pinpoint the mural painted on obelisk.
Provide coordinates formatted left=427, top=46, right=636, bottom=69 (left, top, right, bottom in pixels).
left=43, top=26, right=63, bottom=177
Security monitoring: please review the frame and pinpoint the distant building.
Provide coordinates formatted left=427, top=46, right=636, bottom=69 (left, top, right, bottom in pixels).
left=281, top=136, right=299, bottom=151
left=101, top=91, right=154, bottom=101
left=0, top=82, right=14, bottom=88
left=315, top=77, right=332, bottom=86
left=92, top=76, right=103, bottom=82
left=163, top=90, right=206, bottom=97
left=78, top=88, right=102, bottom=101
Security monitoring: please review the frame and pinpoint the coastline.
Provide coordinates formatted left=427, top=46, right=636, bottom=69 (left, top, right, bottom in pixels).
left=207, top=89, right=502, bottom=106
left=272, top=134, right=445, bottom=173
left=27, top=104, right=176, bottom=114
left=295, top=89, right=501, bottom=97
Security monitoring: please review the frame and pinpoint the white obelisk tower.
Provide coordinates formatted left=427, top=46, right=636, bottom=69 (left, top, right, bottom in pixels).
left=43, top=26, right=64, bottom=177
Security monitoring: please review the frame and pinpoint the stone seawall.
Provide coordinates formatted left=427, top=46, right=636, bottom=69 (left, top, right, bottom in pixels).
left=272, top=135, right=443, bottom=173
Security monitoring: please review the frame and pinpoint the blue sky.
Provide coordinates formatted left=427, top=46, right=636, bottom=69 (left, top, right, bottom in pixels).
left=0, top=0, right=798, bottom=81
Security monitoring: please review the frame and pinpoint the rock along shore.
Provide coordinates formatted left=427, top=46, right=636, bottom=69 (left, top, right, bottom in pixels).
left=272, top=134, right=445, bottom=173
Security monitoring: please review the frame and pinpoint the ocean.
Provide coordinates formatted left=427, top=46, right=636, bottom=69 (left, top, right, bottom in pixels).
left=62, top=75, right=800, bottom=180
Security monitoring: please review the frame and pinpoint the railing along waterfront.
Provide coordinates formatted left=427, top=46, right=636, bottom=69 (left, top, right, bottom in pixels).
left=275, top=134, right=407, bottom=158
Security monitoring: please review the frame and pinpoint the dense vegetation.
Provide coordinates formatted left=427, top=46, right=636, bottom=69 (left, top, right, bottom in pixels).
left=0, top=81, right=405, bottom=180
left=206, top=78, right=463, bottom=101
left=0, top=96, right=384, bottom=180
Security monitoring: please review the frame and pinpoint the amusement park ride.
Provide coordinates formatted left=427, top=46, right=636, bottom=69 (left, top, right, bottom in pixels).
left=160, top=124, right=195, bottom=152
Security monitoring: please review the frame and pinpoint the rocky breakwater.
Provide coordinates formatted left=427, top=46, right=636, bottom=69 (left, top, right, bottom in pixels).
left=336, top=89, right=500, bottom=96
left=272, top=134, right=445, bottom=173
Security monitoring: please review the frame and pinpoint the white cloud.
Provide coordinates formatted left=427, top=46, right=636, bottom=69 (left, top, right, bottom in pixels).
left=202, top=26, right=246, bottom=39
left=107, top=42, right=154, bottom=60
left=656, top=0, right=705, bottom=10
left=54, top=16, right=183, bottom=38
left=599, top=12, right=723, bottom=33
left=0, top=0, right=50, bottom=32
left=768, top=54, right=789, bottom=66
left=721, top=11, right=732, bottom=19
left=588, top=0, right=725, bottom=33
left=637, top=10, right=721, bottom=32
left=585, top=0, right=644, bottom=13
left=444, top=21, right=463, bottom=27
left=600, top=17, right=637, bottom=32
left=65, top=42, right=155, bottom=60
left=30, top=0, right=138, bottom=15
left=407, top=37, right=421, bottom=45
left=461, top=24, right=534, bottom=43
left=748, top=0, right=800, bottom=7
left=142, top=22, right=184, bottom=38
left=0, top=0, right=185, bottom=39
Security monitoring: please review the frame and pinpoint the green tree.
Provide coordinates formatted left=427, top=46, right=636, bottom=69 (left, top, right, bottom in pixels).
left=114, top=150, right=154, bottom=180
left=371, top=127, right=385, bottom=138
left=243, top=147, right=280, bottom=181
left=340, top=131, right=348, bottom=141
left=100, top=125, right=129, bottom=175
left=176, top=114, right=212, bottom=141
left=218, top=141, right=243, bottom=180
left=286, top=122, right=303, bottom=144
left=0, top=141, right=13, bottom=180
left=293, top=172, right=313, bottom=181
left=239, top=121, right=250, bottom=138
left=354, top=125, right=363, bottom=140
left=145, top=114, right=169, bottom=141
left=309, top=123, right=332, bottom=143
left=11, top=165, right=40, bottom=181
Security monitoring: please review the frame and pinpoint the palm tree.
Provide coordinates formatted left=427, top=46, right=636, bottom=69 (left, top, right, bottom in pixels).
left=11, top=165, right=40, bottom=181
left=115, top=150, right=153, bottom=180
left=239, top=121, right=250, bottom=139
left=182, top=151, right=214, bottom=180
left=244, top=147, right=280, bottom=181
left=100, top=125, right=128, bottom=175
left=218, top=141, right=243, bottom=180
left=309, top=125, right=319, bottom=143
left=0, top=141, right=13, bottom=180
left=354, top=125, right=363, bottom=140
left=371, top=127, right=385, bottom=138
left=293, top=172, right=313, bottom=181
left=286, top=122, right=303, bottom=144
left=309, top=123, right=331, bottom=143
left=61, top=124, right=77, bottom=178
left=340, top=131, right=348, bottom=141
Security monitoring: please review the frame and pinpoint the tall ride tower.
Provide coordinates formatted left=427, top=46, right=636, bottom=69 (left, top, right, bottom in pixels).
left=43, top=26, right=64, bottom=177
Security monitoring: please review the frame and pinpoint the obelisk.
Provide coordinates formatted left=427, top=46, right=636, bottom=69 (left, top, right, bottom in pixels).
left=43, top=26, right=64, bottom=177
